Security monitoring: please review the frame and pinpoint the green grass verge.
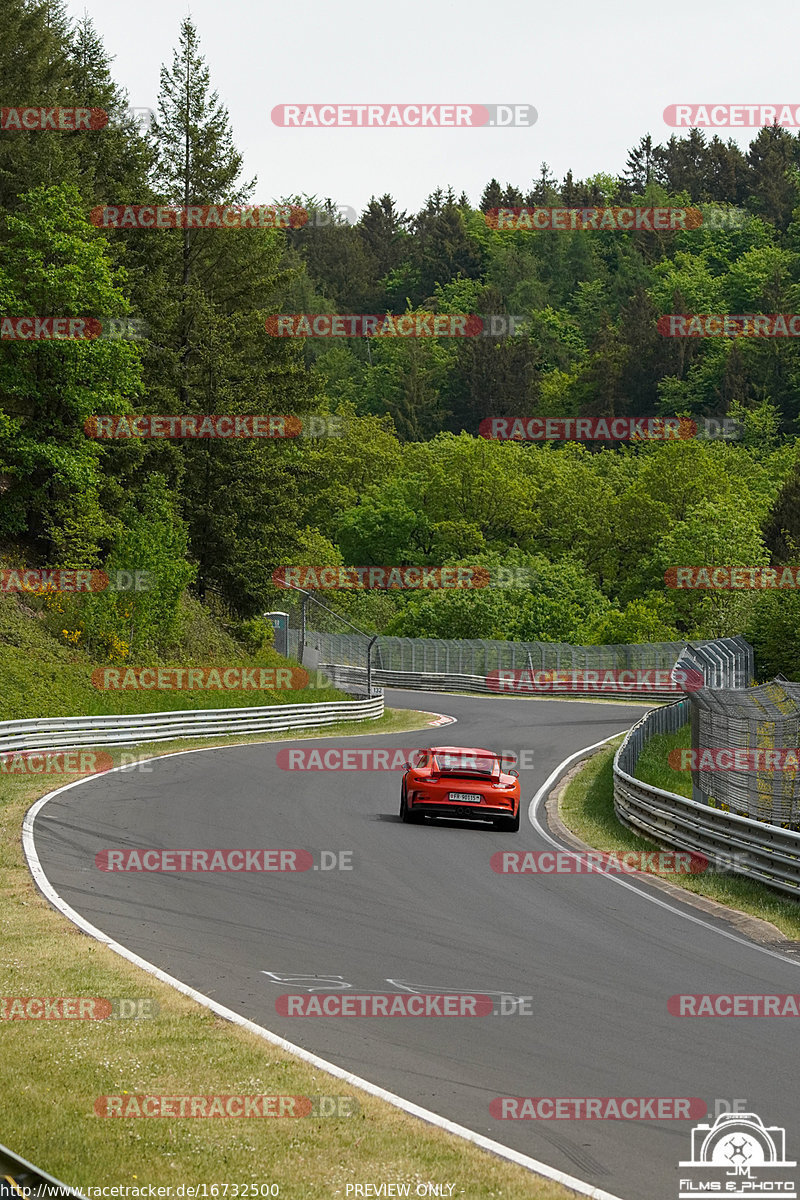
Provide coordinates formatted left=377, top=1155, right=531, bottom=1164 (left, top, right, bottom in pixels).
left=559, top=737, right=800, bottom=941
left=0, top=708, right=576, bottom=1199
left=633, top=725, right=692, bottom=798
left=0, top=593, right=350, bottom=720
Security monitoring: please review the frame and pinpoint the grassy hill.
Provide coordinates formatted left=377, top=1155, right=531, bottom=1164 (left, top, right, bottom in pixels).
left=0, top=591, right=346, bottom=721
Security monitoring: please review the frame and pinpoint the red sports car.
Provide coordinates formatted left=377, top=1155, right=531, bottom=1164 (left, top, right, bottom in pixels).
left=400, top=746, right=521, bottom=832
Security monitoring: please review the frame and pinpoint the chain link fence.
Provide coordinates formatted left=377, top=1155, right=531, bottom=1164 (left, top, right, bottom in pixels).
left=284, top=625, right=751, bottom=701
left=614, top=700, right=800, bottom=896
left=298, top=631, right=751, bottom=681
left=689, top=678, right=800, bottom=826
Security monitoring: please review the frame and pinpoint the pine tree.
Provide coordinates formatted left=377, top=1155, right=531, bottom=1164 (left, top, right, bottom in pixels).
left=764, top=464, right=800, bottom=562
left=561, top=170, right=579, bottom=206
left=479, top=179, right=503, bottom=212
left=140, top=18, right=315, bottom=610
left=358, top=194, right=409, bottom=278
left=747, top=126, right=800, bottom=228
left=500, top=184, right=524, bottom=206
left=67, top=15, right=154, bottom=206
left=659, top=130, right=708, bottom=199
left=624, top=135, right=660, bottom=193
left=0, top=0, right=73, bottom=209
left=706, top=136, right=749, bottom=204
left=412, top=195, right=483, bottom=301
left=529, top=163, right=558, bottom=205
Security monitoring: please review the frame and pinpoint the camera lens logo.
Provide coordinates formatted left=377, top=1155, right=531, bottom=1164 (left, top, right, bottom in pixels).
left=679, top=1112, right=796, bottom=1198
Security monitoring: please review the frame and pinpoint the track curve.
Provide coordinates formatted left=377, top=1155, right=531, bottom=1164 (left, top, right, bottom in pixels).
left=29, top=690, right=800, bottom=1200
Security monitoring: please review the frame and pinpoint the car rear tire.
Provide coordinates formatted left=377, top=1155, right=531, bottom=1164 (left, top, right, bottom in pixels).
left=401, top=785, right=424, bottom=824
left=495, top=811, right=520, bottom=832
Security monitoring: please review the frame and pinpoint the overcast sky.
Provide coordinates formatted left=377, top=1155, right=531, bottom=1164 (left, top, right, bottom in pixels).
left=65, top=0, right=800, bottom=214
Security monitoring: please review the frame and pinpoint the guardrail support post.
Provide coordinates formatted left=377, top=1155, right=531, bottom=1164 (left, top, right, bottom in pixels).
left=367, top=635, right=378, bottom=697
left=299, top=593, right=308, bottom=665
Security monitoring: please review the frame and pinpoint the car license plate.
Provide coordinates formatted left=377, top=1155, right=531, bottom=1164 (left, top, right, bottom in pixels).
left=448, top=792, right=482, bottom=803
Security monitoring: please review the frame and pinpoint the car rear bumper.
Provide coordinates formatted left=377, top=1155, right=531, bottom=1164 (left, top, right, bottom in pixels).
left=409, top=799, right=517, bottom=820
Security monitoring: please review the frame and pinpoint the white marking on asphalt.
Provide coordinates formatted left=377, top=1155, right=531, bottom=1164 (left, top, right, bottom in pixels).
left=528, top=736, right=800, bottom=972
left=23, top=747, right=624, bottom=1200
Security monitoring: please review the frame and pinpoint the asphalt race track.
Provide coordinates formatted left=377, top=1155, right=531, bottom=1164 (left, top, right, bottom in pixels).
left=30, top=690, right=800, bottom=1200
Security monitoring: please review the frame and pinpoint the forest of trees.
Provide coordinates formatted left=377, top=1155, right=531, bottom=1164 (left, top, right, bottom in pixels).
left=2, top=0, right=800, bottom=679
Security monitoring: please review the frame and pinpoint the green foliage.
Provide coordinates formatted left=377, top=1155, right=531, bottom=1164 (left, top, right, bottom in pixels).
left=583, top=595, right=681, bottom=645
left=0, top=591, right=343, bottom=721
left=0, top=184, right=142, bottom=561
left=78, top=475, right=195, bottom=657
left=384, top=551, right=610, bottom=642
left=236, top=615, right=276, bottom=654
left=2, top=4, right=800, bottom=690
left=746, top=590, right=800, bottom=681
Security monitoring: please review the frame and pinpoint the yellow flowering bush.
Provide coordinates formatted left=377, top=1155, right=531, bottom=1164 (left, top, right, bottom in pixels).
left=101, top=632, right=130, bottom=662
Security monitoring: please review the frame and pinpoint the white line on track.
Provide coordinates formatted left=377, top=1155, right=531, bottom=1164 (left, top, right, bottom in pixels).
left=528, top=734, right=800, bottom=972
left=22, top=733, right=625, bottom=1200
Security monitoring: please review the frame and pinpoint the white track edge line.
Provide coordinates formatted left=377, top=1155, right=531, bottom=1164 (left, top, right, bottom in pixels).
left=527, top=735, right=800, bottom=972
left=22, top=736, right=623, bottom=1200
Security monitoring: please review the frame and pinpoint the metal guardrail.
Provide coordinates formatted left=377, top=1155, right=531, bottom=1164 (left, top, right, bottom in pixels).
left=321, top=663, right=685, bottom=702
left=320, top=637, right=751, bottom=701
left=688, top=679, right=800, bottom=824
left=0, top=1141, right=86, bottom=1198
left=308, top=632, right=753, bottom=681
left=0, top=695, right=384, bottom=755
left=613, top=702, right=800, bottom=898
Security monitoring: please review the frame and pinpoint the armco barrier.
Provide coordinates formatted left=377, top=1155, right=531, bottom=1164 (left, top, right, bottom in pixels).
left=323, top=665, right=701, bottom=702
left=0, top=695, right=384, bottom=756
left=308, top=632, right=753, bottom=682
left=613, top=701, right=800, bottom=898
left=311, top=635, right=752, bottom=700
left=0, top=1140, right=86, bottom=1198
